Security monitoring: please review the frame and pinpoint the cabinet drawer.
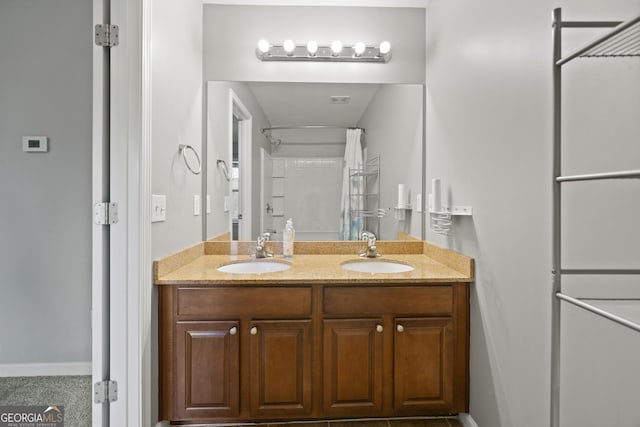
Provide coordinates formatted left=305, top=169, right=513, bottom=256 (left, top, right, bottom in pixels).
left=324, top=286, right=453, bottom=316
left=177, top=287, right=312, bottom=318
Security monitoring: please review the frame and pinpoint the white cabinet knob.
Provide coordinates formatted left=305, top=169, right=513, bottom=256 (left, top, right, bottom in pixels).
left=376, top=324, right=383, bottom=333
left=250, top=326, right=258, bottom=336
left=397, top=324, right=405, bottom=333
left=229, top=326, right=237, bottom=336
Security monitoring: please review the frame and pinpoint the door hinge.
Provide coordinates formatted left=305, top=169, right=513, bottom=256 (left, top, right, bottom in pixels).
left=94, top=380, right=118, bottom=404
left=95, top=24, right=119, bottom=47
left=94, top=202, right=118, bottom=225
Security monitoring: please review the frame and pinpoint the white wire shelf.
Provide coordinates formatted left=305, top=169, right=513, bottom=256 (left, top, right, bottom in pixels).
left=557, top=14, right=640, bottom=65
left=556, top=169, right=640, bottom=182
left=557, top=293, right=640, bottom=333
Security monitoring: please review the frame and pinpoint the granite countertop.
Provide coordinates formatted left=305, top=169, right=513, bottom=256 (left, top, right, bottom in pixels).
left=154, top=240, right=474, bottom=286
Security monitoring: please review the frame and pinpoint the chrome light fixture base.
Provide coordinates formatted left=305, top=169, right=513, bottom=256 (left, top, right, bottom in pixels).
left=256, top=42, right=391, bottom=63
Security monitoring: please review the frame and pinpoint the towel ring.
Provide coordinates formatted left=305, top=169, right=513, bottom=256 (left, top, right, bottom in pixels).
left=179, top=144, right=201, bottom=175
left=217, top=159, right=231, bottom=182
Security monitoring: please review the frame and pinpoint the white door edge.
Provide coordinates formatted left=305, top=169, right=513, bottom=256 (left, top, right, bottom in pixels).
left=92, top=0, right=110, bottom=424
left=100, top=0, right=152, bottom=425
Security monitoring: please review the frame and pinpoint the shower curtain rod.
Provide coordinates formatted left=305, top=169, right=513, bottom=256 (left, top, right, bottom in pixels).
left=261, top=125, right=365, bottom=133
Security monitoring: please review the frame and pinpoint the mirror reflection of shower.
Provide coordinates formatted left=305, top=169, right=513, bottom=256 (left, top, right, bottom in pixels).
left=205, top=82, right=424, bottom=242
left=263, top=130, right=281, bottom=149
left=260, top=126, right=384, bottom=242
left=261, top=127, right=349, bottom=241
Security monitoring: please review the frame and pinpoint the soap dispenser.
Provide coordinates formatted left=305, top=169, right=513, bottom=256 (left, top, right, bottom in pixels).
left=283, top=218, right=295, bottom=258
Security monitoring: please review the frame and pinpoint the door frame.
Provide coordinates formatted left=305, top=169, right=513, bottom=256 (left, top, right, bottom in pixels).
left=229, top=89, right=253, bottom=241
left=91, top=0, right=110, bottom=424
left=92, top=0, right=152, bottom=425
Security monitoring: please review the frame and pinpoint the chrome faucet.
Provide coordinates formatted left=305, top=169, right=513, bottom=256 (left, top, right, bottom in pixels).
left=254, top=232, right=272, bottom=258
left=360, top=231, right=380, bottom=258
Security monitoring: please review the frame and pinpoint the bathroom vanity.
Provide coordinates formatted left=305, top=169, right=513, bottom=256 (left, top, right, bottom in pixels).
left=155, top=240, right=473, bottom=424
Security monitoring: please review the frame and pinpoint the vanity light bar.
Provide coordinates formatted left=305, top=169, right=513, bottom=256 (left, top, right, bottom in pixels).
left=256, top=40, right=392, bottom=63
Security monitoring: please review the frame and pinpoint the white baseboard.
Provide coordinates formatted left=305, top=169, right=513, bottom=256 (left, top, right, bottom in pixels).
left=459, top=413, right=480, bottom=427
left=0, top=362, right=91, bottom=377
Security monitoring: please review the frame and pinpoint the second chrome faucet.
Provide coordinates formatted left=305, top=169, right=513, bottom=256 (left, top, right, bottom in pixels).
left=255, top=232, right=272, bottom=258
left=360, top=231, right=380, bottom=258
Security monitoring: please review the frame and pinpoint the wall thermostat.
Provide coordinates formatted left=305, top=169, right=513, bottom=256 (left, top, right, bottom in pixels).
left=22, top=136, right=48, bottom=152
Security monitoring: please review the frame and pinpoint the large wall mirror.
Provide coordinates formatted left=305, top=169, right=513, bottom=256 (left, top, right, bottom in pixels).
left=204, top=81, right=424, bottom=242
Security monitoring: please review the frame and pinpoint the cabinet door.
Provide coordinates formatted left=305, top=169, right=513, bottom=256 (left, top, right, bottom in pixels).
left=323, top=318, right=384, bottom=417
left=175, top=321, right=240, bottom=419
left=394, top=317, right=454, bottom=414
left=249, top=319, right=312, bottom=417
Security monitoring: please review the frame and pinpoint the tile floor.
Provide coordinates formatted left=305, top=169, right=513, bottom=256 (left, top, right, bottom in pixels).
left=157, top=418, right=462, bottom=427
left=0, top=375, right=91, bottom=427
left=0, top=376, right=462, bottom=427
left=268, top=418, right=462, bottom=427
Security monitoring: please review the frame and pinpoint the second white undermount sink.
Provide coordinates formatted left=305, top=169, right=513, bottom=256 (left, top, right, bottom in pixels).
left=341, top=259, right=414, bottom=274
left=217, top=260, right=291, bottom=274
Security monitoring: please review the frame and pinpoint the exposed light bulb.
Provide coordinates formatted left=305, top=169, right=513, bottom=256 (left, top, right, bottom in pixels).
left=306, top=40, right=318, bottom=56
left=331, top=40, right=343, bottom=56
left=283, top=39, right=296, bottom=54
left=257, top=39, right=270, bottom=54
left=256, top=37, right=391, bottom=62
left=379, top=41, right=391, bottom=55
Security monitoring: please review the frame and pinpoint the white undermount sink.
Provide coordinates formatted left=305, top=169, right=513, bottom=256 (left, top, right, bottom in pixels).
left=217, top=260, right=291, bottom=274
left=341, top=259, right=414, bottom=274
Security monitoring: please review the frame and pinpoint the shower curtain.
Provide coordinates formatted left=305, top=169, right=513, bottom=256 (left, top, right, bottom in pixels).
left=340, top=128, right=363, bottom=240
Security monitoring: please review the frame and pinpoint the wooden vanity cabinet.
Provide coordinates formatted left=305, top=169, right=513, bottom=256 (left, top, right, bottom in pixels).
left=159, top=286, right=313, bottom=423
left=322, top=316, right=456, bottom=416
left=323, top=318, right=384, bottom=417
left=322, top=284, right=468, bottom=416
left=159, top=282, right=468, bottom=424
left=173, top=320, right=240, bottom=419
left=393, top=317, right=455, bottom=413
left=249, top=319, right=312, bottom=418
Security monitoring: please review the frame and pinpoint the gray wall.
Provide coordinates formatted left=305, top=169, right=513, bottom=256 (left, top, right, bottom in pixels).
left=358, top=84, right=423, bottom=240
left=0, top=0, right=92, bottom=366
left=203, top=5, right=425, bottom=84
left=151, top=0, right=203, bottom=259
left=425, top=1, right=640, bottom=426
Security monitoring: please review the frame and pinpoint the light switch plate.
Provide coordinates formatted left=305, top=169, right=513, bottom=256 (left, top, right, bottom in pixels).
left=193, top=195, right=200, bottom=216
left=206, top=195, right=211, bottom=214
left=152, top=195, right=166, bottom=222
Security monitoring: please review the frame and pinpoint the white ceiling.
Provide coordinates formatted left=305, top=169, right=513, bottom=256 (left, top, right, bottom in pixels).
left=248, top=82, right=380, bottom=127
